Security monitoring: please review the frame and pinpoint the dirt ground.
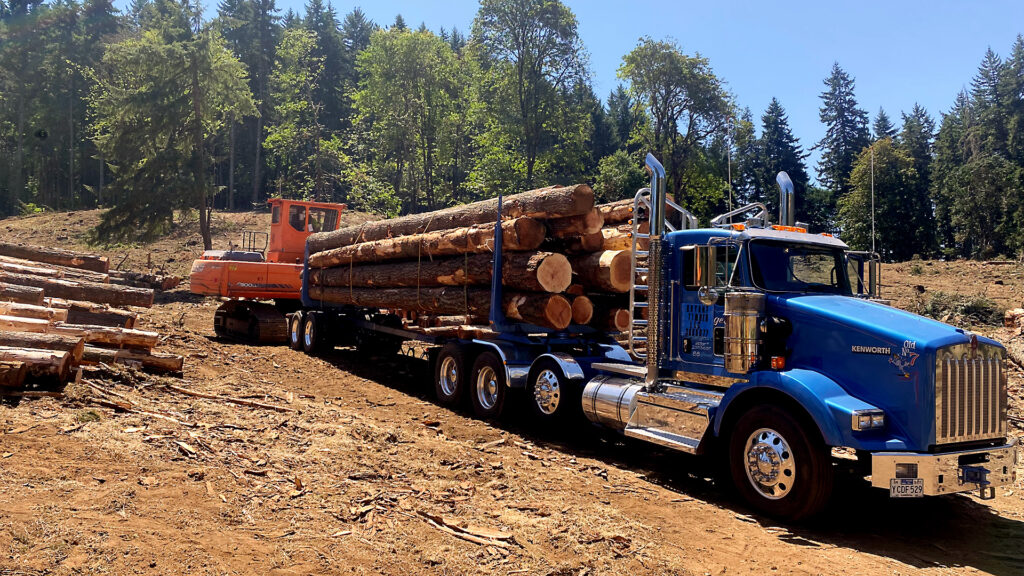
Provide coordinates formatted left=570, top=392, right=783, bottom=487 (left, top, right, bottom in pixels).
left=1, top=210, right=1024, bottom=576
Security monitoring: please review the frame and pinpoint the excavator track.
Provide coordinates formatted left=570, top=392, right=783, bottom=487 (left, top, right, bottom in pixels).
left=213, top=300, right=289, bottom=344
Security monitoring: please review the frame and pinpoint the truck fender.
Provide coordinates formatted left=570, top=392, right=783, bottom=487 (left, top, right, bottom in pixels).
left=713, top=369, right=883, bottom=448
left=532, top=353, right=586, bottom=382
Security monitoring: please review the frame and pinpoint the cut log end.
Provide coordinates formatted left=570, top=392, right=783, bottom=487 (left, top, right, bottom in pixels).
left=544, top=295, right=573, bottom=331
left=535, top=253, right=572, bottom=293
left=571, top=295, right=594, bottom=325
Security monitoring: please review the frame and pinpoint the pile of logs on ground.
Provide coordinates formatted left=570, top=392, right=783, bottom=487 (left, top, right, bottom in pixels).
left=0, top=242, right=184, bottom=392
left=305, top=186, right=643, bottom=336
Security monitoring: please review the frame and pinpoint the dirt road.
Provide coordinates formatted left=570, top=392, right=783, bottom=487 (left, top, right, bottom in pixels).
left=0, top=210, right=1022, bottom=575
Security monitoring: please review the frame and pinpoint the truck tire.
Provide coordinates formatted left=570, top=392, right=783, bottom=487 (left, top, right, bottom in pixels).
left=288, top=311, right=304, bottom=351
left=302, top=313, right=323, bottom=355
left=728, top=405, right=833, bottom=521
left=526, top=358, right=580, bottom=427
left=470, top=351, right=507, bottom=419
left=434, top=343, right=467, bottom=407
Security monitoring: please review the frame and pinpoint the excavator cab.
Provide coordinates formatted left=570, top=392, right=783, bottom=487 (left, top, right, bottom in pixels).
left=267, top=199, right=345, bottom=263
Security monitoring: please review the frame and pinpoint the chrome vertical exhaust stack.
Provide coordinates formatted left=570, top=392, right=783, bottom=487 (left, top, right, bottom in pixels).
left=776, top=171, right=795, bottom=226
left=643, top=153, right=666, bottom=388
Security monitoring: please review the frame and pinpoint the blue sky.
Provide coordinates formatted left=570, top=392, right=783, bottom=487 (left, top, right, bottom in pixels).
left=123, top=0, right=1024, bottom=171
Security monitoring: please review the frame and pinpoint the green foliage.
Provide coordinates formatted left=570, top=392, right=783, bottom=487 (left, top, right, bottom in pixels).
left=838, top=139, right=917, bottom=259
left=89, top=0, right=255, bottom=246
left=618, top=37, right=732, bottom=220
left=594, top=150, right=646, bottom=203
left=816, top=63, right=870, bottom=213
left=471, top=0, right=588, bottom=191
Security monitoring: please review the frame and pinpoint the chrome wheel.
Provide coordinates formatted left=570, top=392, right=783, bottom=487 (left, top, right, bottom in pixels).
left=743, top=427, right=795, bottom=500
left=290, top=316, right=301, bottom=345
left=532, top=369, right=561, bottom=415
left=303, top=319, right=315, bottom=349
left=475, top=366, right=499, bottom=410
left=438, top=356, right=460, bottom=397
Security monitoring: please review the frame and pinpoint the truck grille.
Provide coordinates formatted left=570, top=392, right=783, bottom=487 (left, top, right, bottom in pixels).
left=935, top=342, right=1007, bottom=445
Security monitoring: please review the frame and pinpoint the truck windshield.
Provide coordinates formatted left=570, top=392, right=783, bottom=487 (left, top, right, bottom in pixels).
left=749, top=241, right=852, bottom=294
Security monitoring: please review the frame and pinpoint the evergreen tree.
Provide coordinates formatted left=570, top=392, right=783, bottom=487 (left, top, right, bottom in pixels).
left=753, top=98, right=813, bottom=226
left=302, top=0, right=345, bottom=133
left=896, top=103, right=937, bottom=255
left=90, top=0, right=255, bottom=246
left=873, top=107, right=896, bottom=140
left=932, top=91, right=972, bottom=254
left=391, top=13, right=406, bottom=30
left=815, top=62, right=870, bottom=228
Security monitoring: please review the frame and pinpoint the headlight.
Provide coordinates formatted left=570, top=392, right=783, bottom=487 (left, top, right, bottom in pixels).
left=852, top=409, right=885, bottom=431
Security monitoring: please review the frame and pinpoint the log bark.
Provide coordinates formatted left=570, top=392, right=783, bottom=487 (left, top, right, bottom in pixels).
left=571, top=295, right=594, bottom=325
left=308, top=184, right=594, bottom=253
left=309, top=251, right=571, bottom=294
left=0, top=272, right=153, bottom=308
left=0, top=316, right=158, bottom=349
left=0, top=360, right=27, bottom=388
left=570, top=250, right=632, bottom=293
left=0, top=347, right=71, bottom=381
left=308, top=218, right=546, bottom=268
left=0, top=256, right=109, bottom=283
left=0, top=261, right=60, bottom=278
left=0, top=282, right=45, bottom=305
left=0, top=243, right=108, bottom=273
left=81, top=346, right=184, bottom=374
left=544, top=231, right=604, bottom=254
left=418, top=314, right=487, bottom=327
left=0, top=302, right=68, bottom=322
left=0, top=332, right=84, bottom=363
left=546, top=208, right=604, bottom=238
left=45, top=299, right=138, bottom=328
left=597, top=199, right=634, bottom=225
left=108, top=270, right=182, bottom=290
left=308, top=286, right=572, bottom=330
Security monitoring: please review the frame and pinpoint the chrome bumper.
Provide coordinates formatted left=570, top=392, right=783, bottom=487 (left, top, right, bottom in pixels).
left=870, top=438, right=1018, bottom=497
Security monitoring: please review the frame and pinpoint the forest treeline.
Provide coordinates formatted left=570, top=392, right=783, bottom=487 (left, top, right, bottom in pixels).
left=2, top=0, right=1024, bottom=259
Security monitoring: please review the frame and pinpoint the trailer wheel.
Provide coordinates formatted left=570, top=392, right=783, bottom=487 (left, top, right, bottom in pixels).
left=301, top=313, right=323, bottom=355
left=526, top=359, right=579, bottom=426
left=470, top=351, right=506, bottom=419
left=288, top=312, right=304, bottom=350
left=728, top=404, right=833, bottom=521
left=434, top=343, right=467, bottom=407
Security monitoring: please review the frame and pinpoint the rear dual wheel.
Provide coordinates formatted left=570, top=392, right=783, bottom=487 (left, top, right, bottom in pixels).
left=301, top=313, right=324, bottom=354
left=288, top=311, right=304, bottom=350
left=470, top=351, right=506, bottom=419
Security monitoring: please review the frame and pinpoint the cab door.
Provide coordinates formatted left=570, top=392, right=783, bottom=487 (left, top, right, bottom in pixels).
left=672, top=242, right=739, bottom=373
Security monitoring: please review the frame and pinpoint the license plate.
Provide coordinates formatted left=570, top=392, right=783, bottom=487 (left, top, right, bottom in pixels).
left=890, top=478, right=924, bottom=498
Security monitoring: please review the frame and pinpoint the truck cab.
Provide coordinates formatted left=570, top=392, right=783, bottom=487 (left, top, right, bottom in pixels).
left=582, top=154, right=1017, bottom=519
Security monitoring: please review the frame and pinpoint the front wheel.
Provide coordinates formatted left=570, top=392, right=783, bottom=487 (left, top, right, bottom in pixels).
left=469, top=351, right=506, bottom=419
left=727, top=405, right=833, bottom=521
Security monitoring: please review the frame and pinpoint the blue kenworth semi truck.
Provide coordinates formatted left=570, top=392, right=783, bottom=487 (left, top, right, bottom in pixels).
left=290, top=153, right=1017, bottom=520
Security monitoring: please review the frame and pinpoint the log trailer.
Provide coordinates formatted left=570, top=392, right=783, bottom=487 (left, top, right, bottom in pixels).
left=190, top=198, right=345, bottom=342
left=291, top=154, right=1017, bottom=520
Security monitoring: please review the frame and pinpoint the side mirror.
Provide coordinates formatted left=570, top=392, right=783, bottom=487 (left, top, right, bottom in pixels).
left=694, top=245, right=719, bottom=305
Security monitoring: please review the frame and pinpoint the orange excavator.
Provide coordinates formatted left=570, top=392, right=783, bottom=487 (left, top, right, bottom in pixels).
left=190, top=198, right=346, bottom=342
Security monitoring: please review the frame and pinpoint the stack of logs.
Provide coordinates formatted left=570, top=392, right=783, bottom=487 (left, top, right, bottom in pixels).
left=0, top=242, right=184, bottom=391
left=305, top=186, right=644, bottom=336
